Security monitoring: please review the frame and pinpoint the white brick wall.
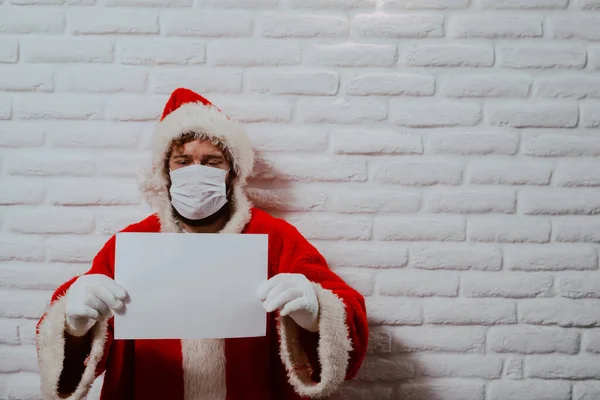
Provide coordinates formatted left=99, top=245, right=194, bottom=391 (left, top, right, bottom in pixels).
left=1, top=1, right=600, bottom=399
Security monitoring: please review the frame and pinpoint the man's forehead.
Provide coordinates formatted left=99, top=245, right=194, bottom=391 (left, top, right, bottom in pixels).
left=172, top=138, right=225, bottom=157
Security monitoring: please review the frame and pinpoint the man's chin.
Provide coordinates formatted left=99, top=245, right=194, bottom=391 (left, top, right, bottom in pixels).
left=172, top=202, right=230, bottom=228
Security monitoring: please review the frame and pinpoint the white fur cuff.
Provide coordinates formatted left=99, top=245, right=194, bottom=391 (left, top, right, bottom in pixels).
left=37, top=296, right=109, bottom=400
left=278, top=284, right=353, bottom=398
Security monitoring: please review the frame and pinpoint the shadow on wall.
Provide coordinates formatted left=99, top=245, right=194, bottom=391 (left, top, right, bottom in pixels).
left=246, top=159, right=435, bottom=400
left=246, top=154, right=301, bottom=218
left=331, top=339, right=433, bottom=400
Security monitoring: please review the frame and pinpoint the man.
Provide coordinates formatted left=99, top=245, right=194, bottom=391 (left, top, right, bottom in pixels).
left=36, top=88, right=369, bottom=400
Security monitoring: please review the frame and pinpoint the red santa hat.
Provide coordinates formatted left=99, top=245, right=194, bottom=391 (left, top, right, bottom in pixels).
left=153, top=88, right=254, bottom=184
left=140, top=88, right=254, bottom=232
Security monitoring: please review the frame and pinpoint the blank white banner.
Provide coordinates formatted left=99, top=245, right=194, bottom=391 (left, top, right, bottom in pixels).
left=114, top=232, right=268, bottom=340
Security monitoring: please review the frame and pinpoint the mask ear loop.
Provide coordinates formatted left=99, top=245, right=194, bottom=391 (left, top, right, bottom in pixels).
left=225, top=168, right=233, bottom=197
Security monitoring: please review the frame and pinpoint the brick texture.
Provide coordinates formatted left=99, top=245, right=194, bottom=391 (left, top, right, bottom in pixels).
left=2, top=3, right=600, bottom=399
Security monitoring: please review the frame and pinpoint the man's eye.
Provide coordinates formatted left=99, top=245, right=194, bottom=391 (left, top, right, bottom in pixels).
left=176, top=161, right=189, bottom=165
left=208, top=161, right=220, bottom=166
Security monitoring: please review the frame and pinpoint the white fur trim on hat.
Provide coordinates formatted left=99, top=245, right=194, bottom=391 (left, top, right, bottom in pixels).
left=152, top=102, right=254, bottom=185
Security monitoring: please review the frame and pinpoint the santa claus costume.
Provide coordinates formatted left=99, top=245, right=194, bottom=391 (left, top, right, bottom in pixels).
left=35, top=88, right=368, bottom=400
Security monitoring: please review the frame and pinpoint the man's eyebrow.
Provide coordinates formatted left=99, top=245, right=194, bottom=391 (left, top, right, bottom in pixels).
left=172, top=154, right=191, bottom=159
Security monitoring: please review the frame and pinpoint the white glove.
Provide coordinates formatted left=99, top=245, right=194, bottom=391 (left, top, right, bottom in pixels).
left=257, top=273, right=319, bottom=332
left=64, top=274, right=127, bottom=337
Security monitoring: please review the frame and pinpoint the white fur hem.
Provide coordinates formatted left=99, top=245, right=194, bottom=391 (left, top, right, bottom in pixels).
left=278, top=284, right=352, bottom=398
left=182, top=339, right=226, bottom=400
left=37, top=296, right=109, bottom=400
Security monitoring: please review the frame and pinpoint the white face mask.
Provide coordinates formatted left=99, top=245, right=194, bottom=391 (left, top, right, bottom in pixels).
left=169, top=164, right=228, bottom=220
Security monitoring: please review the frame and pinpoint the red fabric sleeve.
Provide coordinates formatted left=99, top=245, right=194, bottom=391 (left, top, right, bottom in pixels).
left=36, top=236, right=115, bottom=393
left=277, top=223, right=369, bottom=381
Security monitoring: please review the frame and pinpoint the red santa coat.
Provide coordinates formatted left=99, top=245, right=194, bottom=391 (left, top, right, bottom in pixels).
left=36, top=207, right=368, bottom=400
